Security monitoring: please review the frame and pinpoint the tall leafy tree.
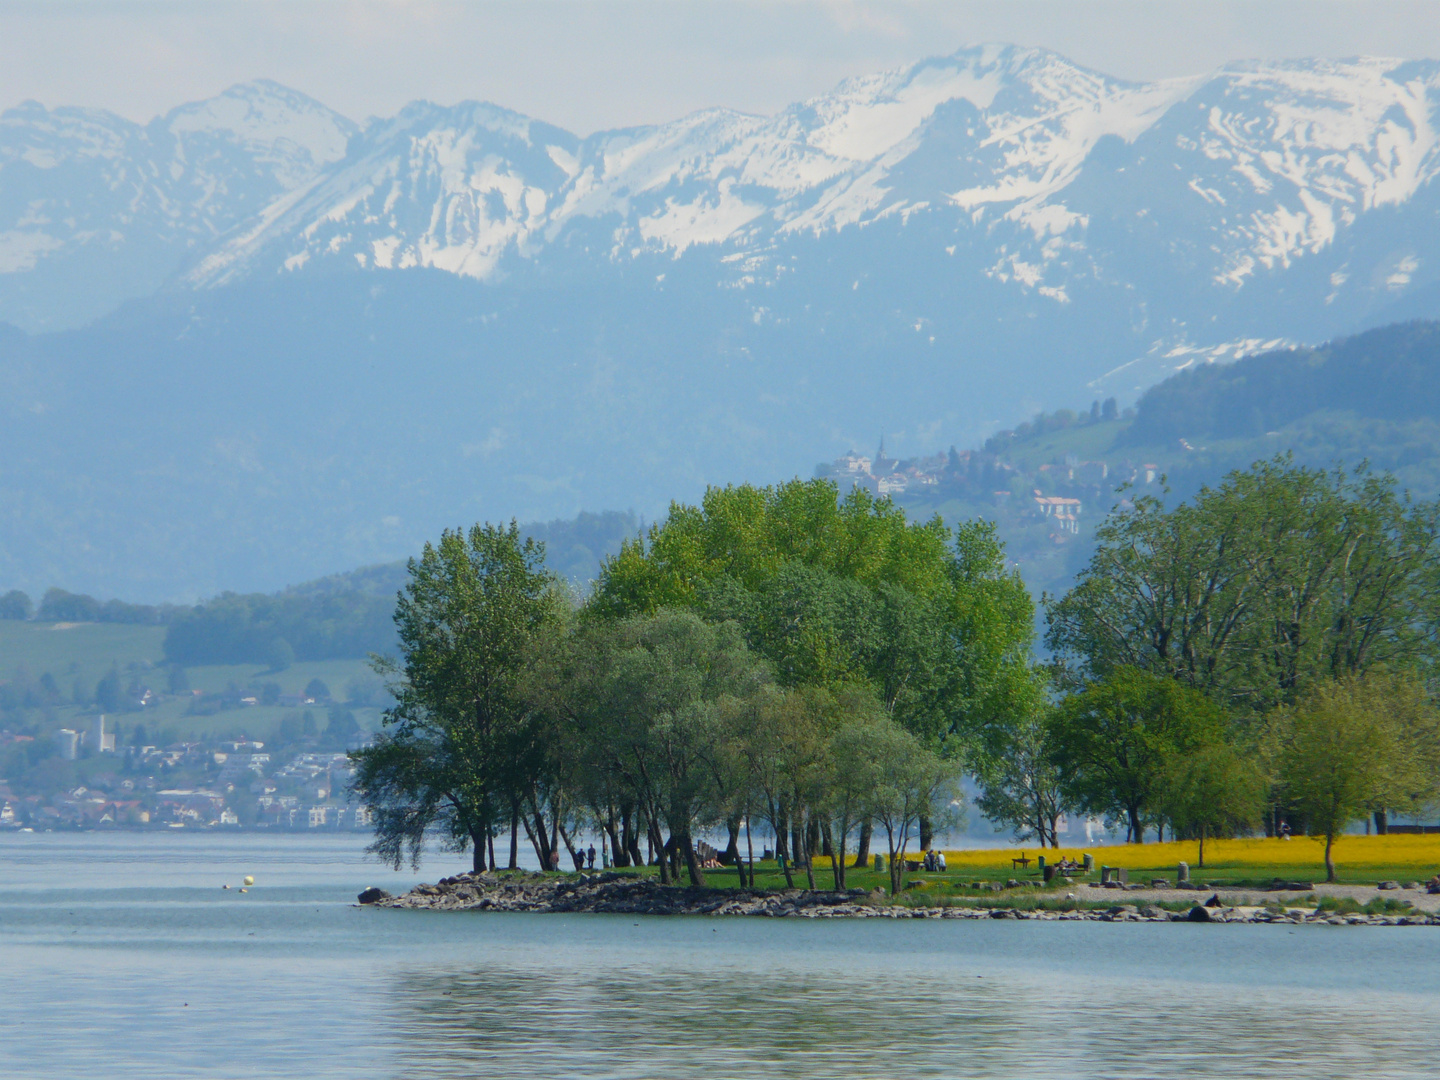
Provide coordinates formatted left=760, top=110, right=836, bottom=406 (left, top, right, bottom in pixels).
left=1046, top=458, right=1440, bottom=717
left=1266, top=671, right=1440, bottom=881
left=1048, top=666, right=1226, bottom=843
left=1159, top=742, right=1265, bottom=867
left=539, top=610, right=770, bottom=886
left=974, top=704, right=1068, bottom=848
left=351, top=522, right=562, bottom=872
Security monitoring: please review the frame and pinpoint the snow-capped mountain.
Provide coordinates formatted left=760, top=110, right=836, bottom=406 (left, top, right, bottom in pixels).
left=187, top=47, right=1204, bottom=290
left=172, top=46, right=1440, bottom=370
left=7, top=46, right=1440, bottom=600
left=0, top=80, right=355, bottom=329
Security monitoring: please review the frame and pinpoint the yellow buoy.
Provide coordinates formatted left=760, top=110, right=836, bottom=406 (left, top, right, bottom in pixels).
left=242, top=875, right=254, bottom=886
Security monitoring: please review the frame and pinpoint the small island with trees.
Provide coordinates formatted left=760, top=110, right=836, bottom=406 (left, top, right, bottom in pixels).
left=351, top=460, right=1440, bottom=925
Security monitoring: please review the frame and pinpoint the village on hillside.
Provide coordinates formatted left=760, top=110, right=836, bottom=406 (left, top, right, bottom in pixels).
left=815, top=428, right=1161, bottom=546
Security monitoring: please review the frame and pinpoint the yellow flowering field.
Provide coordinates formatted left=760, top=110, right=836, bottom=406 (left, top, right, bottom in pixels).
left=924, top=835, right=1440, bottom=875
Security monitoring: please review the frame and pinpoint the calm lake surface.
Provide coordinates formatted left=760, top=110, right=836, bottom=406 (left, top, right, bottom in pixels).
left=2, top=832, right=1437, bottom=1079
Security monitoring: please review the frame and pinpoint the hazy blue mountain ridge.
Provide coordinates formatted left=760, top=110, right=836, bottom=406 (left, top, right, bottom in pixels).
left=0, top=80, right=356, bottom=330
left=7, top=48, right=1440, bottom=598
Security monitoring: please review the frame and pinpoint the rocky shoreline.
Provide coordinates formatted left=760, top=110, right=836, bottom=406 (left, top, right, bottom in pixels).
left=357, top=871, right=1440, bottom=925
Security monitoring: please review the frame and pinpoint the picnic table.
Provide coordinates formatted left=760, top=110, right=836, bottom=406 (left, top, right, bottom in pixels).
left=1011, top=855, right=1032, bottom=870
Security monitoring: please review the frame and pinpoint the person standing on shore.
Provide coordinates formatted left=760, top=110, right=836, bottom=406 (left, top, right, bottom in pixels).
left=587, top=844, right=597, bottom=869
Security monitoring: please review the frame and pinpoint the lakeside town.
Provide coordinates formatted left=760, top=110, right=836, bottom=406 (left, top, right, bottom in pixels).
left=0, top=714, right=372, bottom=831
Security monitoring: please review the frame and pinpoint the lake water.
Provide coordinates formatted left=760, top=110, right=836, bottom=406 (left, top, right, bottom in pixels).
left=2, top=832, right=1438, bottom=1079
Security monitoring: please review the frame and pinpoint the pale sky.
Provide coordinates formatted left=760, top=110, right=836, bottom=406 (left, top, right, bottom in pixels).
left=3, top=0, right=1440, bottom=133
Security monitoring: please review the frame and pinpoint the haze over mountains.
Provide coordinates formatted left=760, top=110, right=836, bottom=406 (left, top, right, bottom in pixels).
left=5, top=45, right=1440, bottom=599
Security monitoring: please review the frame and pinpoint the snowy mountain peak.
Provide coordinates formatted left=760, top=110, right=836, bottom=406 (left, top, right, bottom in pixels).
left=8, top=45, right=1440, bottom=376
left=0, top=83, right=359, bottom=329
left=162, top=79, right=358, bottom=186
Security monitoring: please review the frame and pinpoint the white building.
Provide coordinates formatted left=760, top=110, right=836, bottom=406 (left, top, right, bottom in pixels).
left=90, top=715, right=116, bottom=754
left=54, top=729, right=79, bottom=760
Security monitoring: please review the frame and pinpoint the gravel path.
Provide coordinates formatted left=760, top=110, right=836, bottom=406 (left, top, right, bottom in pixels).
left=1072, top=881, right=1440, bottom=911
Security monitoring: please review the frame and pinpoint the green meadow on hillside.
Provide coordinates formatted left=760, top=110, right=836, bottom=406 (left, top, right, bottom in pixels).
left=0, top=619, right=387, bottom=745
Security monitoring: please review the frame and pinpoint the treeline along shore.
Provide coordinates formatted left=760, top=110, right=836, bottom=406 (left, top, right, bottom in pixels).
left=350, top=460, right=1440, bottom=901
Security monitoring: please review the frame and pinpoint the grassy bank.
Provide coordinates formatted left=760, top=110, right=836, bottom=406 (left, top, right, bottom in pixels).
left=588, top=836, right=1440, bottom=894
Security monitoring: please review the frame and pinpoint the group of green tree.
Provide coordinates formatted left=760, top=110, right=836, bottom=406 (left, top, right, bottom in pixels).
left=353, top=460, right=1440, bottom=888
left=1036, top=458, right=1440, bottom=878
left=353, top=482, right=1038, bottom=893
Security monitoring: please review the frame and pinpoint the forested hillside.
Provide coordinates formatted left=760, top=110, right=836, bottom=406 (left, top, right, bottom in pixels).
left=1125, top=321, right=1440, bottom=444
left=885, top=320, right=1440, bottom=600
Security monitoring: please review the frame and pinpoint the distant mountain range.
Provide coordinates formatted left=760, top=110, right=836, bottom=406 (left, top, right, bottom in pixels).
left=6, top=47, right=1440, bottom=599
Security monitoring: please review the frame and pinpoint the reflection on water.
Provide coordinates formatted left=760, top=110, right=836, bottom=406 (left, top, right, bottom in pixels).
left=2, top=834, right=1439, bottom=1079
left=384, top=926, right=1440, bottom=1080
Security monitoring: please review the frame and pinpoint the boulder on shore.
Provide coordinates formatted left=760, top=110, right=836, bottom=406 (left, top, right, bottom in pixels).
left=357, top=887, right=393, bottom=905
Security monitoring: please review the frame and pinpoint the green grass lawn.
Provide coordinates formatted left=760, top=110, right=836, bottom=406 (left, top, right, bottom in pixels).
left=0, top=619, right=166, bottom=686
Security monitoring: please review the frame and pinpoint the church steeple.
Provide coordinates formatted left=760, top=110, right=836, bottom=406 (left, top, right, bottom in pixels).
left=874, top=436, right=892, bottom=475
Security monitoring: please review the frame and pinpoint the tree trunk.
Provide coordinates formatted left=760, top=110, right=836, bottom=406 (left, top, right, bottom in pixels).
left=803, top=847, right=817, bottom=891
left=654, top=825, right=671, bottom=884
left=471, top=830, right=487, bottom=873
left=831, top=824, right=846, bottom=891
left=1047, top=812, right=1060, bottom=849
left=772, top=804, right=789, bottom=862
left=488, top=832, right=496, bottom=872
left=679, top=831, right=707, bottom=887
left=853, top=820, right=872, bottom=868
left=1324, top=832, right=1336, bottom=882
left=1128, top=806, right=1143, bottom=844
left=919, top=814, right=932, bottom=852
left=534, top=807, right=553, bottom=868
left=522, top=804, right=552, bottom=870
left=777, top=812, right=796, bottom=889
left=627, top=817, right=644, bottom=869
left=1374, top=810, right=1389, bottom=835
left=508, top=800, right=519, bottom=870
left=724, top=818, right=742, bottom=867
left=1198, top=827, right=1205, bottom=869
left=744, top=813, right=756, bottom=890
left=558, top=819, right=579, bottom=867
left=549, top=800, right=560, bottom=869
left=606, top=808, right=626, bottom=868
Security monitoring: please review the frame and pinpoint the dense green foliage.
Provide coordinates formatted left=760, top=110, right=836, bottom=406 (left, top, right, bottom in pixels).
left=1033, top=458, right=1440, bottom=867
left=1048, top=667, right=1229, bottom=844
left=590, top=480, right=1042, bottom=756
left=352, top=489, right=981, bottom=889
left=1266, top=672, right=1440, bottom=879
left=350, top=463, right=1440, bottom=886
left=352, top=523, right=565, bottom=872
left=1045, top=458, right=1439, bottom=716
